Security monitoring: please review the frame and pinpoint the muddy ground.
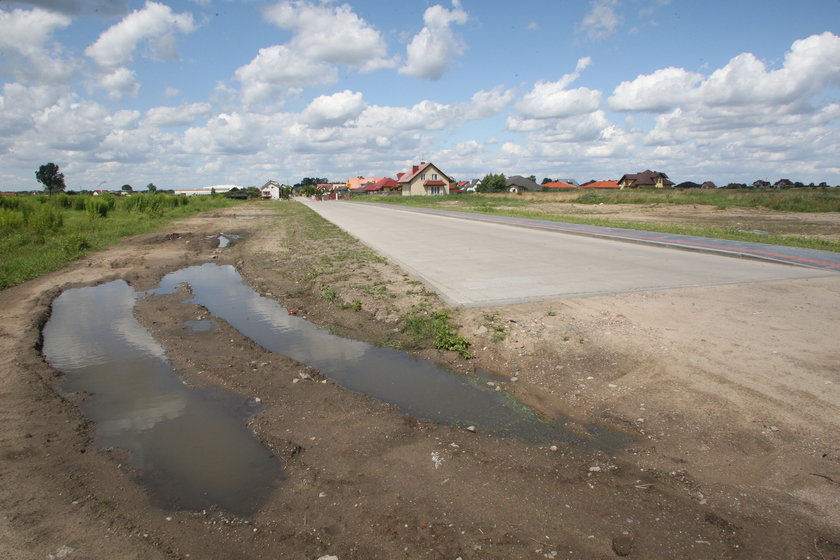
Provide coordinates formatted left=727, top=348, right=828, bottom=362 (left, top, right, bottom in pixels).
left=1, top=200, right=839, bottom=560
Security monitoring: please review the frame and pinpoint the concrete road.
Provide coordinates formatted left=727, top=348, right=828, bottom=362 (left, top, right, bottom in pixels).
left=299, top=200, right=838, bottom=307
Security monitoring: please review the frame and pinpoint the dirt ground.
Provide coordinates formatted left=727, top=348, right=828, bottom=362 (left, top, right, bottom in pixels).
left=1, top=201, right=839, bottom=560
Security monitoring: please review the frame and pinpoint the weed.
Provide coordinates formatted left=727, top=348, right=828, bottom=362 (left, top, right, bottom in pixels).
left=482, top=311, right=508, bottom=343
left=321, top=285, right=337, bottom=302
left=547, top=309, right=557, bottom=316
left=402, top=305, right=472, bottom=358
left=352, top=299, right=362, bottom=311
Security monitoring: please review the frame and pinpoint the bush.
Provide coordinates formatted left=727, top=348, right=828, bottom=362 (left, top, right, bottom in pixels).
left=27, top=204, right=63, bottom=233
left=86, top=196, right=115, bottom=218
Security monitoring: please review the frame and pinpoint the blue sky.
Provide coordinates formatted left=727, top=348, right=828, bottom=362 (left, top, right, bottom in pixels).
left=2, top=0, right=839, bottom=191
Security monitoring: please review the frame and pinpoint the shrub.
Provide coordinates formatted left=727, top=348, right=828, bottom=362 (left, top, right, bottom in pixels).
left=27, top=204, right=63, bottom=233
left=86, top=196, right=114, bottom=218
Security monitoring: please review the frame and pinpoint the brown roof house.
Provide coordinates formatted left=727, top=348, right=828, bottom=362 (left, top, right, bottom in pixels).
left=618, top=170, right=674, bottom=189
left=397, top=162, right=453, bottom=196
left=506, top=175, right=542, bottom=193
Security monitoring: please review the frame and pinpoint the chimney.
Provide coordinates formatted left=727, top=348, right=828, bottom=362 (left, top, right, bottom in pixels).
left=412, top=165, right=419, bottom=174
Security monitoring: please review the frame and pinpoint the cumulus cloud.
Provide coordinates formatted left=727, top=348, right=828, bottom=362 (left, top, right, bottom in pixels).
left=234, top=45, right=337, bottom=105
left=263, top=1, right=392, bottom=70
left=95, top=67, right=140, bottom=101
left=0, top=8, right=77, bottom=83
left=85, top=1, right=196, bottom=69
left=515, top=57, right=601, bottom=119
left=399, top=0, right=469, bottom=80
left=578, top=0, right=620, bottom=41
left=303, top=90, right=367, bottom=128
left=608, top=67, right=703, bottom=112
left=144, top=102, right=212, bottom=128
left=609, top=32, right=840, bottom=120
left=235, top=1, right=392, bottom=105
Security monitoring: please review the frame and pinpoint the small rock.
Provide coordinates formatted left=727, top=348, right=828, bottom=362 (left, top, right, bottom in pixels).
left=612, top=532, right=634, bottom=556
left=589, top=466, right=602, bottom=472
left=549, top=445, right=558, bottom=452
left=48, top=545, right=74, bottom=560
left=474, top=325, right=488, bottom=335
left=317, top=556, right=338, bottom=560
left=510, top=376, right=519, bottom=382
left=318, top=492, right=327, bottom=498
left=466, top=425, right=477, bottom=433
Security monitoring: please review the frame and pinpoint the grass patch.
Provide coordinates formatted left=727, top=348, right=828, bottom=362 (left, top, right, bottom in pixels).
left=401, top=304, right=472, bottom=358
left=0, top=193, right=240, bottom=289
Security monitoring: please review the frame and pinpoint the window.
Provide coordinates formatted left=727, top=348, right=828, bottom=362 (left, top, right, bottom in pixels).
left=429, top=186, right=441, bottom=195
left=431, top=173, right=438, bottom=180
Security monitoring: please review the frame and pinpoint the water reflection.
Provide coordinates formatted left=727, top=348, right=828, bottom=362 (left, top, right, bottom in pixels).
left=42, top=281, right=280, bottom=515
left=154, top=263, right=631, bottom=451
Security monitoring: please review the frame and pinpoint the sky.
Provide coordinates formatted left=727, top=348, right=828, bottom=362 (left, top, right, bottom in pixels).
left=1, top=0, right=840, bottom=191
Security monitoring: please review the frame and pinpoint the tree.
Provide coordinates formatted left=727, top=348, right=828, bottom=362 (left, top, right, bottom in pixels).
left=35, top=162, right=66, bottom=195
left=121, top=184, right=133, bottom=193
left=146, top=183, right=158, bottom=193
left=476, top=173, right=506, bottom=193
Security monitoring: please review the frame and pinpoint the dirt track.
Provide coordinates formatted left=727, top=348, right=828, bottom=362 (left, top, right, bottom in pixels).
left=1, top=201, right=839, bottom=559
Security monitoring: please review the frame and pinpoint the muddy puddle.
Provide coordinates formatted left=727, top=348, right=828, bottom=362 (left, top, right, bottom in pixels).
left=41, top=263, right=630, bottom=515
left=42, top=281, right=280, bottom=515
left=153, top=263, right=631, bottom=450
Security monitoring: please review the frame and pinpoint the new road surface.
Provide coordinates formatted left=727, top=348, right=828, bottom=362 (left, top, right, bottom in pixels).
left=299, top=199, right=840, bottom=307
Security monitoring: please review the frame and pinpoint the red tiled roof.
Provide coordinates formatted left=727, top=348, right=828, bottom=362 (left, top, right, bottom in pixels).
left=423, top=180, right=445, bottom=186
left=363, top=177, right=399, bottom=191
left=542, top=181, right=578, bottom=189
left=581, top=180, right=620, bottom=189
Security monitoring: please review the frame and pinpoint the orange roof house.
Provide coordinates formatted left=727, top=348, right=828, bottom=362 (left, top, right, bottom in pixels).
left=580, top=180, right=621, bottom=189
left=347, top=176, right=385, bottom=191
left=542, top=181, right=579, bottom=189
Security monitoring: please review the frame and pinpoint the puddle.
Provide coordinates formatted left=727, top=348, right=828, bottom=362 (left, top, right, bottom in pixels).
left=153, top=263, right=632, bottom=451
left=235, top=216, right=258, bottom=220
left=42, top=281, right=280, bottom=515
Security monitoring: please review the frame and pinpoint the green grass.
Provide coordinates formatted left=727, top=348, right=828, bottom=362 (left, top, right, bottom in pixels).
left=362, top=190, right=840, bottom=253
left=401, top=304, right=472, bottom=358
left=0, top=193, right=241, bottom=289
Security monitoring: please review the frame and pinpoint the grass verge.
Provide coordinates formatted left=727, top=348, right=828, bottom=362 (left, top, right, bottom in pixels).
left=0, top=193, right=241, bottom=289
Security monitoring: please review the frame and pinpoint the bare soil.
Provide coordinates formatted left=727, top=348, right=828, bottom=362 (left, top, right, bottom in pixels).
left=1, top=201, right=839, bottom=560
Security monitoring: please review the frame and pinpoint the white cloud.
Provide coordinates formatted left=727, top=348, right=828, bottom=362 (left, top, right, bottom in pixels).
left=234, top=45, right=337, bottom=105
left=182, top=112, right=268, bottom=155
left=608, top=67, right=703, bottom=112
left=463, top=87, right=515, bottom=119
left=578, top=0, right=620, bottom=41
left=515, top=58, right=601, bottom=119
left=263, top=1, right=393, bottom=70
left=0, top=8, right=76, bottom=83
left=96, top=67, right=140, bottom=101
left=609, top=32, right=840, bottom=121
left=399, top=0, right=469, bottom=80
left=85, top=1, right=196, bottom=69
left=303, top=90, right=367, bottom=128
left=144, top=103, right=212, bottom=128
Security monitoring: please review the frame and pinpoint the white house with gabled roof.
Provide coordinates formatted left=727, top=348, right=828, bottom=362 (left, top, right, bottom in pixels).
left=396, top=162, right=453, bottom=196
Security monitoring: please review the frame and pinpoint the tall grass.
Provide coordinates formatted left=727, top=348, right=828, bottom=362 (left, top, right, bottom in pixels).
left=0, top=193, right=240, bottom=289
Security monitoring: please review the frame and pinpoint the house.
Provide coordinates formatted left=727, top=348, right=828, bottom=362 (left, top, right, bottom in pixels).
left=675, top=181, right=702, bottom=189
left=506, top=175, right=541, bottom=193
left=618, top=170, right=673, bottom=188
left=260, top=180, right=283, bottom=200
left=542, top=181, right=579, bottom=190
left=460, top=179, right=480, bottom=192
left=362, top=177, right=400, bottom=194
left=347, top=176, right=385, bottom=192
left=773, top=179, right=794, bottom=188
left=397, top=162, right=453, bottom=196
left=701, top=181, right=717, bottom=189
left=580, top=180, right=621, bottom=189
